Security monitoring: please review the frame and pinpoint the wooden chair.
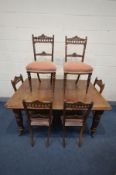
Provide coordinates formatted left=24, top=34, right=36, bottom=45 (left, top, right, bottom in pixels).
left=22, top=99, right=53, bottom=147
left=26, top=34, right=56, bottom=91
left=93, top=77, right=105, bottom=94
left=92, top=77, right=105, bottom=125
left=11, top=74, right=24, bottom=92
left=64, top=36, right=93, bottom=93
left=61, top=101, right=93, bottom=147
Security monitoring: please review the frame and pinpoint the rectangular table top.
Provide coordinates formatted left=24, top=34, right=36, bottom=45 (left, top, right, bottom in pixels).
left=5, top=78, right=112, bottom=111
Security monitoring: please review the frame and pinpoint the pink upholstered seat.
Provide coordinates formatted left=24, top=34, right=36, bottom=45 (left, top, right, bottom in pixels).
left=31, top=118, right=49, bottom=126
left=26, top=61, right=56, bottom=72
left=64, top=119, right=83, bottom=126
left=64, top=61, right=93, bottom=73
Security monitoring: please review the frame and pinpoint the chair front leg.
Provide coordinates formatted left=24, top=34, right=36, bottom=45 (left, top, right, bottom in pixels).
left=86, top=73, right=92, bottom=94
left=29, top=125, right=35, bottom=147
left=46, top=125, right=51, bottom=147
left=51, top=72, right=56, bottom=92
left=27, top=72, right=32, bottom=92
left=64, top=73, right=67, bottom=94
left=53, top=72, right=56, bottom=92
left=62, top=124, right=66, bottom=148
left=37, top=73, right=41, bottom=83
left=50, top=73, right=53, bottom=84
left=78, top=126, right=83, bottom=147
left=75, top=74, right=80, bottom=85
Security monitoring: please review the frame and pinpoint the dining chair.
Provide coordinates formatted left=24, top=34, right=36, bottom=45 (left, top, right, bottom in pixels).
left=61, top=101, right=93, bottom=147
left=92, top=77, right=105, bottom=123
left=93, top=77, right=105, bottom=94
left=22, top=99, right=53, bottom=147
left=11, top=74, right=24, bottom=92
left=64, top=36, right=93, bottom=93
left=26, top=34, right=56, bottom=91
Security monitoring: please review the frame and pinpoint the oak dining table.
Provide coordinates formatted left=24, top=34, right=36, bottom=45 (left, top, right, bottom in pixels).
left=5, top=78, right=112, bottom=136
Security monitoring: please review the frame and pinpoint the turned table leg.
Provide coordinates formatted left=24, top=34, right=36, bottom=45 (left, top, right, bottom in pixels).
left=91, top=110, right=104, bottom=137
left=13, top=109, right=24, bottom=135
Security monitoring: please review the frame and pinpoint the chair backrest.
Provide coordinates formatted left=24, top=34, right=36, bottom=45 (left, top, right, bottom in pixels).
left=93, top=77, right=105, bottom=94
left=63, top=101, right=93, bottom=124
left=22, top=100, right=53, bottom=121
left=32, top=34, right=54, bottom=62
left=65, top=36, right=87, bottom=62
left=11, top=74, right=24, bottom=92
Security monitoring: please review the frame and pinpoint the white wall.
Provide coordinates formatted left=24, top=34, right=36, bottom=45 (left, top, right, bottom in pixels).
left=0, top=0, right=116, bottom=100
